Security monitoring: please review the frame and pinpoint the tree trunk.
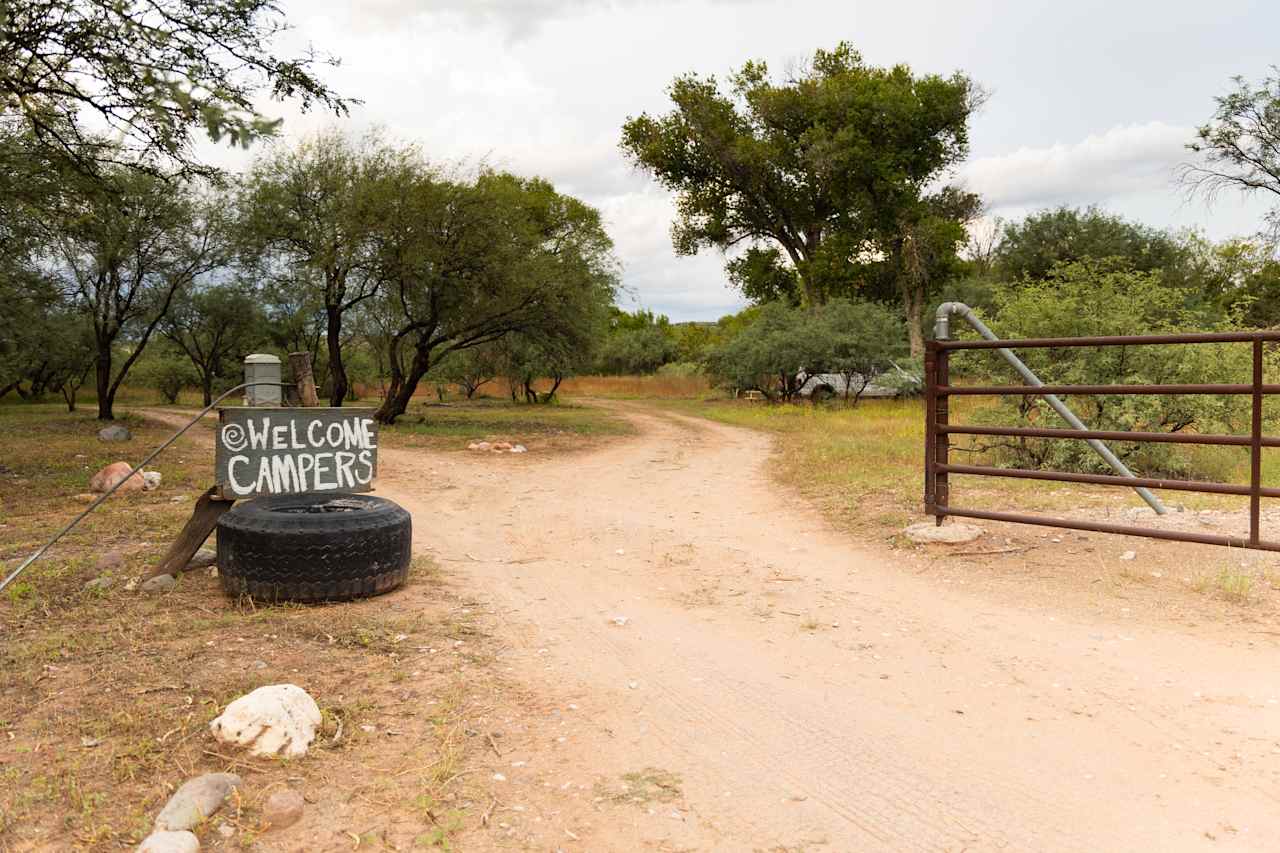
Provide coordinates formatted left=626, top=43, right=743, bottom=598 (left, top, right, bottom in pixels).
left=541, top=374, right=563, bottom=403
left=62, top=384, right=77, bottom=412
left=904, top=288, right=925, bottom=358
left=95, top=345, right=114, bottom=420
left=201, top=374, right=213, bottom=407
left=374, top=347, right=430, bottom=424
left=325, top=304, right=347, bottom=407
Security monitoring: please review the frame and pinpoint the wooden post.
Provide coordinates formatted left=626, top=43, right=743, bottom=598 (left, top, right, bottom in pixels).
left=142, top=487, right=236, bottom=580
left=289, top=352, right=320, bottom=407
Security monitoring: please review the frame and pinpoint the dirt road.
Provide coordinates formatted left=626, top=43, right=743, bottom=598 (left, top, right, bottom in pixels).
left=369, top=401, right=1280, bottom=851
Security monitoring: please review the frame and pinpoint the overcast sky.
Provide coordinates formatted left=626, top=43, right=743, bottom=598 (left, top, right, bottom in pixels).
left=200, top=0, right=1280, bottom=321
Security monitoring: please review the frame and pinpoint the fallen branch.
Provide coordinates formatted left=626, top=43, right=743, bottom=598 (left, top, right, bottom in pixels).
left=947, top=546, right=1037, bottom=558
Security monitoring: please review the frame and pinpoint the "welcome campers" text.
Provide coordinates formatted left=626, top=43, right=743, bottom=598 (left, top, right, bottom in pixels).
left=216, top=411, right=378, bottom=497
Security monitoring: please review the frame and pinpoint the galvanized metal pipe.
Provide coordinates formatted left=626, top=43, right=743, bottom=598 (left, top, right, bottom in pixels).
left=934, top=302, right=1168, bottom=515
left=0, top=382, right=291, bottom=594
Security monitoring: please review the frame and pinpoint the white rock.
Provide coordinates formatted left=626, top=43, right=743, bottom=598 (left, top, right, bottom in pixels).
left=1119, top=550, right=1137, bottom=561
left=510, top=444, right=528, bottom=453
left=467, top=441, right=492, bottom=452
left=904, top=522, right=983, bottom=545
left=209, top=684, right=322, bottom=758
left=142, top=471, right=162, bottom=491
left=610, top=616, right=630, bottom=627
left=136, top=830, right=199, bottom=853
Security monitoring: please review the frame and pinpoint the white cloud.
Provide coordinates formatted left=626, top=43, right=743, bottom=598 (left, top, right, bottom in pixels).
left=961, top=121, right=1192, bottom=211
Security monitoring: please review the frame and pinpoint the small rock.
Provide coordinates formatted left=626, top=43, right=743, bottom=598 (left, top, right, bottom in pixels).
left=610, top=616, right=629, bottom=626
left=95, top=549, right=126, bottom=571
left=140, top=574, right=176, bottom=594
left=83, top=576, right=113, bottom=592
left=89, top=461, right=145, bottom=493
left=74, top=492, right=97, bottom=503
left=186, top=548, right=217, bottom=570
left=209, top=684, right=321, bottom=758
left=137, top=831, right=199, bottom=853
left=468, top=441, right=492, bottom=452
left=904, top=522, right=983, bottom=545
left=169, top=495, right=188, bottom=503
left=154, top=772, right=242, bottom=831
left=1120, top=550, right=1137, bottom=561
left=492, top=441, right=513, bottom=451
left=142, top=471, right=162, bottom=491
left=98, top=424, right=131, bottom=442
left=262, top=788, right=305, bottom=830
left=511, top=444, right=528, bottom=454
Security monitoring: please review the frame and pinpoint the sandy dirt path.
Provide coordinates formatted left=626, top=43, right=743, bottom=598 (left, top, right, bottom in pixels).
left=368, top=401, right=1280, bottom=852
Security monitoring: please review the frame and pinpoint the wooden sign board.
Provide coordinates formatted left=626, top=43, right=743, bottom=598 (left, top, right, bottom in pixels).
left=214, top=407, right=378, bottom=499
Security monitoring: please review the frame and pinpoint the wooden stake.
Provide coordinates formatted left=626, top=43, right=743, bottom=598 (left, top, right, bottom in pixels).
left=288, top=351, right=319, bottom=407
left=143, top=486, right=235, bottom=580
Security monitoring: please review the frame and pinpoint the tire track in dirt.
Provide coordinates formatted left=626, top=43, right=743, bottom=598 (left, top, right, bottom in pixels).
left=141, top=404, right=1280, bottom=850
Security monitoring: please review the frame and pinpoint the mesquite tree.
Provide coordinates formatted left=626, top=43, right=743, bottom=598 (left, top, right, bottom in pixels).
left=45, top=167, right=225, bottom=419
left=0, top=0, right=350, bottom=175
left=371, top=167, right=617, bottom=424
left=238, top=130, right=414, bottom=405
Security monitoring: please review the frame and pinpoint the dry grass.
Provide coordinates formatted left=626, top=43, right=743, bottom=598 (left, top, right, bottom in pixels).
left=0, top=403, right=502, bottom=849
left=381, top=397, right=633, bottom=454
left=551, top=374, right=713, bottom=399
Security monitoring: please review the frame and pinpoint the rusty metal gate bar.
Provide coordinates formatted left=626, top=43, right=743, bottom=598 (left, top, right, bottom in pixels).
left=924, top=330, right=1280, bottom=552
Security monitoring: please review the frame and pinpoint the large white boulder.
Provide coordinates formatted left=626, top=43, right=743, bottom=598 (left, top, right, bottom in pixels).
left=209, top=684, right=322, bottom=758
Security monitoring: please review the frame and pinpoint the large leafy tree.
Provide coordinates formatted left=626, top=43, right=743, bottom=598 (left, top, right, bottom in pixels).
left=238, top=130, right=414, bottom=406
left=621, top=42, right=981, bottom=330
left=1181, top=70, right=1280, bottom=239
left=44, top=167, right=226, bottom=419
left=370, top=167, right=617, bottom=424
left=0, top=0, right=350, bottom=175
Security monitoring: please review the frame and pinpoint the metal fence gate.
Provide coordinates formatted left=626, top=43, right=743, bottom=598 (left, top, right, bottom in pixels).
left=924, top=330, right=1280, bottom=552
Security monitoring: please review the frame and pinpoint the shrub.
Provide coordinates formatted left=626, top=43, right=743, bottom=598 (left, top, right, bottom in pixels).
left=656, top=361, right=703, bottom=377
left=703, top=299, right=907, bottom=402
left=962, top=262, right=1248, bottom=478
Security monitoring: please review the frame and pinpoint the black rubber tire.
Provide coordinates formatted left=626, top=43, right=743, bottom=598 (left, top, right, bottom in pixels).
left=216, top=492, right=412, bottom=603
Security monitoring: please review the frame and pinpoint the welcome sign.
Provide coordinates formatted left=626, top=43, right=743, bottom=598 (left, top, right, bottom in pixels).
left=214, top=408, right=378, bottom=499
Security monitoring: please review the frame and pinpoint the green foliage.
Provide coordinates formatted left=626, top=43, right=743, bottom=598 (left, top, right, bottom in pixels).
left=34, top=166, right=225, bottom=418
left=656, top=362, right=704, bottom=378
left=970, top=262, right=1250, bottom=477
left=435, top=345, right=503, bottom=399
left=597, top=309, right=679, bottom=374
left=368, top=165, right=617, bottom=420
left=995, top=206, right=1190, bottom=283
left=163, top=282, right=267, bottom=405
left=1, top=0, right=350, bottom=174
left=238, top=129, right=416, bottom=405
left=133, top=343, right=200, bottom=404
left=703, top=299, right=906, bottom=401
left=621, top=42, right=980, bottom=320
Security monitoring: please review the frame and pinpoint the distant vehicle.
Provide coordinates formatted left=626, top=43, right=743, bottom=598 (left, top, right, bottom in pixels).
left=796, top=364, right=922, bottom=401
